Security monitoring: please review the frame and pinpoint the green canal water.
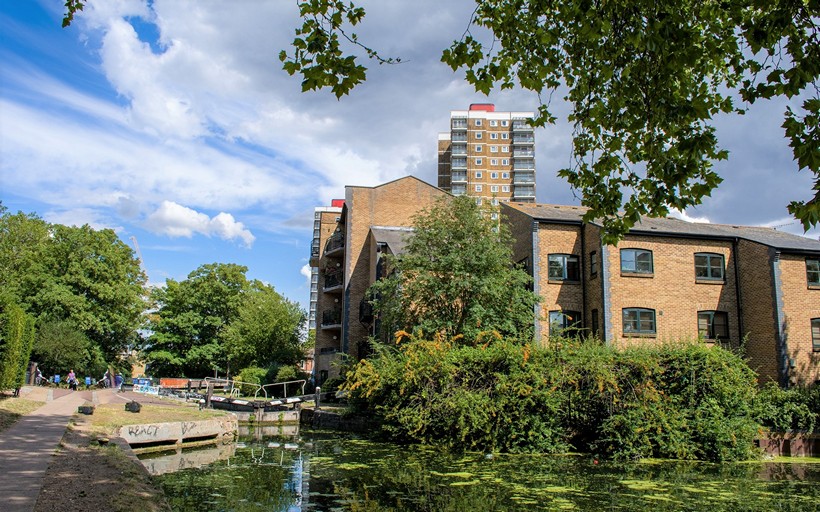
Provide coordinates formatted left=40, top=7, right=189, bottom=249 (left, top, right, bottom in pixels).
left=144, top=430, right=820, bottom=511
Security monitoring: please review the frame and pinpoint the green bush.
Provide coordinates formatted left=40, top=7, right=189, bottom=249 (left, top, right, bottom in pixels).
left=344, top=334, right=760, bottom=461
left=754, top=382, right=818, bottom=433
left=236, top=366, right=267, bottom=396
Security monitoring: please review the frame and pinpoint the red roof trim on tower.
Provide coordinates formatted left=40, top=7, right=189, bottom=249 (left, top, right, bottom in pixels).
left=469, top=103, right=495, bottom=112
left=331, top=199, right=345, bottom=208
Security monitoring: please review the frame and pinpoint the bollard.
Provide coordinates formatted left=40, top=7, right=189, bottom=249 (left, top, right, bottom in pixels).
left=315, top=386, right=321, bottom=410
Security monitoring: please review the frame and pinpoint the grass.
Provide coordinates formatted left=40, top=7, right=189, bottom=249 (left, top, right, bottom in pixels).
left=85, top=402, right=230, bottom=436
left=0, top=395, right=44, bottom=433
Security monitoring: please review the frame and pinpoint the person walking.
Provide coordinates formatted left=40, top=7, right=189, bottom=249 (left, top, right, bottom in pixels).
left=67, top=369, right=77, bottom=391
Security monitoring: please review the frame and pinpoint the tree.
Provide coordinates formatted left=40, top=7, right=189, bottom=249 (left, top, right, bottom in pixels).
left=369, top=196, right=539, bottom=342
left=280, top=1, right=819, bottom=242
left=25, top=224, right=147, bottom=359
left=145, top=263, right=250, bottom=377
left=0, top=300, right=35, bottom=392
left=222, top=282, right=306, bottom=374
left=32, top=319, right=106, bottom=378
left=0, top=209, right=50, bottom=305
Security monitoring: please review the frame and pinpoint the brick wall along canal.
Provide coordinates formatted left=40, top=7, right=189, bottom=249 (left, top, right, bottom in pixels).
left=145, top=430, right=820, bottom=511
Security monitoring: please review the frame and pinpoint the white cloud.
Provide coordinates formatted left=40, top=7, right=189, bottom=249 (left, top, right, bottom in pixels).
left=669, top=209, right=711, bottom=224
left=300, top=264, right=312, bottom=286
left=145, top=201, right=255, bottom=246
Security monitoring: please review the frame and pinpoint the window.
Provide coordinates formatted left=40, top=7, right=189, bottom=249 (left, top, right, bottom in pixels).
left=623, top=308, right=656, bottom=335
left=491, top=172, right=498, bottom=179
left=698, top=311, right=729, bottom=340
left=475, top=132, right=483, bottom=140
left=491, top=185, right=499, bottom=193
left=475, top=171, right=483, bottom=178
left=548, top=254, right=580, bottom=281
left=621, top=249, right=653, bottom=274
left=492, top=198, right=499, bottom=206
left=491, top=146, right=499, bottom=153
left=808, top=258, right=820, bottom=286
left=502, top=185, right=509, bottom=192
left=695, top=253, right=725, bottom=280
left=475, top=158, right=483, bottom=165
left=490, top=132, right=499, bottom=139
left=491, top=213, right=499, bottom=220
left=501, top=120, right=509, bottom=126
left=591, top=309, right=599, bottom=338
left=490, top=120, right=498, bottom=127
left=813, top=318, right=820, bottom=351
left=502, top=170, right=509, bottom=177
left=475, top=145, right=483, bottom=152
left=501, top=132, right=509, bottom=139
left=475, top=198, right=482, bottom=205
left=490, top=159, right=498, bottom=166
left=475, top=184, right=483, bottom=192
left=549, top=310, right=582, bottom=336
left=502, top=146, right=509, bottom=152
left=590, top=251, right=598, bottom=277
left=475, top=119, right=482, bottom=126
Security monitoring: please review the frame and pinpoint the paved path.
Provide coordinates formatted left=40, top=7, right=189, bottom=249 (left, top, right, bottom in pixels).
left=0, top=386, right=128, bottom=512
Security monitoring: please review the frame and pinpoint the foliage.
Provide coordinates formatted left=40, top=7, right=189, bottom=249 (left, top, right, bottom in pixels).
left=275, top=365, right=298, bottom=382
left=754, top=382, right=818, bottom=433
left=31, top=319, right=107, bottom=378
left=0, top=300, right=36, bottom=391
left=0, top=210, right=50, bottom=305
left=280, top=1, right=820, bottom=241
left=222, top=282, right=305, bottom=371
left=345, top=335, right=761, bottom=461
left=237, top=366, right=268, bottom=396
left=146, top=264, right=305, bottom=379
left=145, top=263, right=249, bottom=377
left=369, top=196, right=538, bottom=343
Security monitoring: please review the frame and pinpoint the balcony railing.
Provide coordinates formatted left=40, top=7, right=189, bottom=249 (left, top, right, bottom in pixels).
left=513, top=162, right=535, bottom=171
left=513, top=149, right=535, bottom=158
left=512, top=120, right=533, bottom=131
left=324, top=232, right=344, bottom=255
left=451, top=145, right=467, bottom=156
left=512, top=135, right=535, bottom=144
left=451, top=158, right=467, bottom=168
left=451, top=133, right=467, bottom=142
left=323, top=270, right=343, bottom=290
left=452, top=171, right=468, bottom=183
left=513, top=186, right=536, bottom=198
left=321, top=308, right=342, bottom=328
left=311, top=240, right=320, bottom=258
left=452, top=118, right=468, bottom=129
left=513, top=173, right=535, bottom=184
left=451, top=184, right=467, bottom=195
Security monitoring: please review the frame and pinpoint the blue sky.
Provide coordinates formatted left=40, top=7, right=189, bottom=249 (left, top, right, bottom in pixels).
left=2, top=0, right=818, bottom=310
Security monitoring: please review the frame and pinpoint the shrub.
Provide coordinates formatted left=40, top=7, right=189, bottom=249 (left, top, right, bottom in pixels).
left=754, top=382, right=817, bottom=433
left=345, top=334, right=760, bottom=461
left=236, top=366, right=267, bottom=396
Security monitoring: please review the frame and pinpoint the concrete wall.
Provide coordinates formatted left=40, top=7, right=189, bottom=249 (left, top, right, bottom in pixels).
left=118, top=416, right=237, bottom=447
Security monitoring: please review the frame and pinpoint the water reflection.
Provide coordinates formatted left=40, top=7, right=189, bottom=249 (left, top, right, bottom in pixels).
left=147, top=431, right=820, bottom=511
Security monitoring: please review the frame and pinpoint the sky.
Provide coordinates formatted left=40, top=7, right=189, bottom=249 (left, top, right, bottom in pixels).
left=2, top=0, right=818, bottom=310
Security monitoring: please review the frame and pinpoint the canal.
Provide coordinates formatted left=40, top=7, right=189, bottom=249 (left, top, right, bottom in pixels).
left=143, top=430, right=820, bottom=511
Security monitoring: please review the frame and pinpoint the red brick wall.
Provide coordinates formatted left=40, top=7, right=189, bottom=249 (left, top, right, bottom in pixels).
left=778, top=253, right=820, bottom=385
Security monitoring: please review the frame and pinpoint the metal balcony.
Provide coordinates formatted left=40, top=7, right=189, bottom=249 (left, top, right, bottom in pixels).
left=512, top=135, right=535, bottom=144
left=512, top=120, right=533, bottom=131
left=451, top=158, right=467, bottom=169
left=321, top=308, right=342, bottom=329
left=451, top=145, right=467, bottom=156
left=451, top=171, right=468, bottom=183
left=513, top=173, right=536, bottom=184
left=513, top=149, right=535, bottom=158
left=324, top=232, right=344, bottom=257
left=452, top=118, right=468, bottom=129
left=323, top=270, right=343, bottom=291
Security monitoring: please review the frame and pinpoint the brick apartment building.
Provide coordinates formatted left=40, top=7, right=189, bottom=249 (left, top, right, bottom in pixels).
left=503, top=202, right=820, bottom=386
left=309, top=176, right=819, bottom=386
left=309, top=177, right=448, bottom=383
left=438, top=104, right=536, bottom=204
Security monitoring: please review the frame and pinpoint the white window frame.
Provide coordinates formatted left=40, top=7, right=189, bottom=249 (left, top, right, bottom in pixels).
left=491, top=185, right=499, bottom=193
left=490, top=132, right=498, bottom=139
left=475, top=171, right=483, bottom=178
left=502, top=146, right=509, bottom=152
left=491, top=172, right=498, bottom=179
left=490, top=120, right=498, bottom=127
left=501, top=120, right=509, bottom=126
left=475, top=158, right=483, bottom=165
left=490, top=159, right=498, bottom=166
left=475, top=184, right=483, bottom=192
left=502, top=185, right=510, bottom=192
left=490, top=146, right=498, bottom=153
left=501, top=133, right=509, bottom=139
left=475, top=145, right=483, bottom=152
left=475, top=119, right=483, bottom=126
left=502, top=171, right=509, bottom=178
left=475, top=132, right=483, bottom=139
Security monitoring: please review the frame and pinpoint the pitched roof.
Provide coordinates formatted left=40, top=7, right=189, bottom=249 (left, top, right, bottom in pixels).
left=504, top=202, right=820, bottom=253
left=370, top=226, right=414, bottom=256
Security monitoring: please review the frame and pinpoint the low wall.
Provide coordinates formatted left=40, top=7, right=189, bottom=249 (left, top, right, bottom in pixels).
left=300, top=409, right=374, bottom=433
left=118, top=416, right=237, bottom=449
left=758, top=432, right=820, bottom=457
left=232, top=410, right=300, bottom=424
